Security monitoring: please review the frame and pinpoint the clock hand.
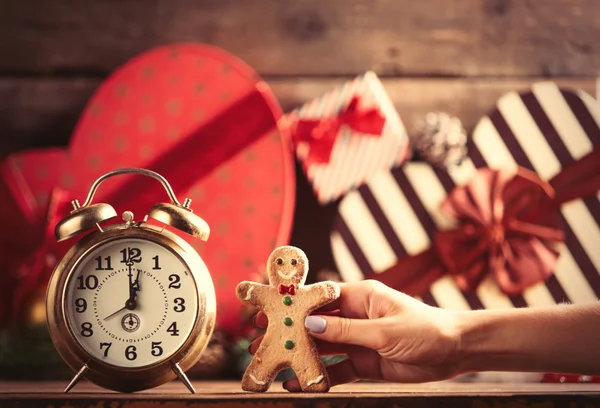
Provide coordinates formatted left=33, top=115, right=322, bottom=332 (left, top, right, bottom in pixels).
left=126, top=268, right=142, bottom=311
left=124, top=262, right=140, bottom=310
left=127, top=263, right=135, bottom=302
left=132, top=268, right=141, bottom=292
left=103, top=305, right=127, bottom=321
left=104, top=263, right=138, bottom=320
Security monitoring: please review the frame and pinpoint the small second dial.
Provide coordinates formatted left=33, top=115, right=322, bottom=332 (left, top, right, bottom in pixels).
left=93, top=268, right=169, bottom=343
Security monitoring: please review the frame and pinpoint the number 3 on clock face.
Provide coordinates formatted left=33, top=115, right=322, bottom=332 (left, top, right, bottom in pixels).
left=65, top=238, right=198, bottom=368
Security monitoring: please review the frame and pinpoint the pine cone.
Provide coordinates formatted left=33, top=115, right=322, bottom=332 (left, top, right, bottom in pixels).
left=411, top=112, right=468, bottom=169
left=187, top=328, right=233, bottom=378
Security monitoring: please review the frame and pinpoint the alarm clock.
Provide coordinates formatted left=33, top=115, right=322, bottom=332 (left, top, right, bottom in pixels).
left=46, top=168, right=216, bottom=394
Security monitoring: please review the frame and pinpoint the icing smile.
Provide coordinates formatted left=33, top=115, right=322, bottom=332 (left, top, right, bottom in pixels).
left=277, top=269, right=297, bottom=280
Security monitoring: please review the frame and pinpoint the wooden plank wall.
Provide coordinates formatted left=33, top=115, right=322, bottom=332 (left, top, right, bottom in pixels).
left=1, top=0, right=599, bottom=271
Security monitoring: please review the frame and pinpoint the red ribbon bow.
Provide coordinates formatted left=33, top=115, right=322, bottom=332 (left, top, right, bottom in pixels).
left=434, top=167, right=564, bottom=295
left=369, top=148, right=600, bottom=297
left=291, top=96, right=386, bottom=166
left=278, top=284, right=296, bottom=295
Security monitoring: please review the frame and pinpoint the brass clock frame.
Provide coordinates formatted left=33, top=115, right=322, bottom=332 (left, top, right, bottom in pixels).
left=45, top=168, right=216, bottom=393
left=46, top=223, right=216, bottom=393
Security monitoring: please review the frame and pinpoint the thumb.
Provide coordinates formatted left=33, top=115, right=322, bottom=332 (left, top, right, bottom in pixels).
left=305, top=315, right=385, bottom=350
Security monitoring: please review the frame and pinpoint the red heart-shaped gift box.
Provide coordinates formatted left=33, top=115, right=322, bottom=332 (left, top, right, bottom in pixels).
left=0, top=43, right=295, bottom=334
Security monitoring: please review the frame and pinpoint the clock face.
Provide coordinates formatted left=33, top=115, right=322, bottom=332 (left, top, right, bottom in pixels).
left=64, top=238, right=199, bottom=368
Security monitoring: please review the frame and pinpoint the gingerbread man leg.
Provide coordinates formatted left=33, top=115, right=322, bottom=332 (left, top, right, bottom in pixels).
left=292, top=345, right=330, bottom=392
left=241, top=344, right=285, bottom=392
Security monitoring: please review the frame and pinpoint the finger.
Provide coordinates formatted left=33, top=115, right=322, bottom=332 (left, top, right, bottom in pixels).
left=311, top=339, right=361, bottom=356
left=248, top=335, right=264, bottom=355
left=254, top=310, right=336, bottom=328
left=253, top=311, right=268, bottom=328
left=311, top=309, right=341, bottom=318
left=305, top=314, right=388, bottom=350
left=313, top=280, right=391, bottom=319
left=248, top=334, right=355, bottom=357
left=254, top=309, right=340, bottom=329
left=327, top=359, right=362, bottom=386
left=253, top=311, right=338, bottom=331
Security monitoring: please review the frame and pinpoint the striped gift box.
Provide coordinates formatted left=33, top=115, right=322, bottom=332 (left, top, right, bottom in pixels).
left=330, top=81, right=600, bottom=310
left=285, top=71, right=410, bottom=204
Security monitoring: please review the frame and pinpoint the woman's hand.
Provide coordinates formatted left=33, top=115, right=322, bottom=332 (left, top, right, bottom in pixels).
left=247, top=280, right=463, bottom=391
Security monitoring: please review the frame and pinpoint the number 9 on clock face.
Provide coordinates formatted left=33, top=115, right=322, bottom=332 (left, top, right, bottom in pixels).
left=65, top=238, right=198, bottom=368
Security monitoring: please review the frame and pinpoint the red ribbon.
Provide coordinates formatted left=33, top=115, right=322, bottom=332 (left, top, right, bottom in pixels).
left=368, top=148, right=600, bottom=297
left=291, top=97, right=386, bottom=166
left=0, top=84, right=280, bottom=329
left=0, top=188, right=70, bottom=326
left=278, top=284, right=296, bottom=295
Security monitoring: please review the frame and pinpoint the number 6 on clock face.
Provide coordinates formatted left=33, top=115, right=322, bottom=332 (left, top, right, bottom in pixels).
left=65, top=238, right=199, bottom=368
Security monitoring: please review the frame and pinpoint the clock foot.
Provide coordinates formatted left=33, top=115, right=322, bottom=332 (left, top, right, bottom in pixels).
left=64, top=365, right=89, bottom=393
left=172, top=362, right=195, bottom=394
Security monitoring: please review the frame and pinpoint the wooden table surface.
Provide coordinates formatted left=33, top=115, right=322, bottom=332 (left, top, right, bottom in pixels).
left=1, top=380, right=600, bottom=407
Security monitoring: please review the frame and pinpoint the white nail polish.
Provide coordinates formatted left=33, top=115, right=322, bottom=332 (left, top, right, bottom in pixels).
left=305, top=316, right=326, bottom=333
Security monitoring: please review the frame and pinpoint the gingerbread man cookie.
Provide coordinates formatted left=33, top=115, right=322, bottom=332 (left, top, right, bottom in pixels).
left=236, top=245, right=340, bottom=392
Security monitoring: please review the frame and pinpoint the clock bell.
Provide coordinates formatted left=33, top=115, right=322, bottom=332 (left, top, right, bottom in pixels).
left=54, top=168, right=210, bottom=242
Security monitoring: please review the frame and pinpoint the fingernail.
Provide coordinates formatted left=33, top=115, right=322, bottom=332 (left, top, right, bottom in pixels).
left=305, top=316, right=327, bottom=333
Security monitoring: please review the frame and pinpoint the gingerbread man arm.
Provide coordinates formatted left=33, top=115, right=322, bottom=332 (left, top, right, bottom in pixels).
left=236, top=281, right=270, bottom=307
left=304, top=281, right=340, bottom=311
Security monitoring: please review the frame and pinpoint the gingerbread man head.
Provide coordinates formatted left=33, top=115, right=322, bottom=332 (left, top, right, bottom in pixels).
left=266, top=246, right=308, bottom=287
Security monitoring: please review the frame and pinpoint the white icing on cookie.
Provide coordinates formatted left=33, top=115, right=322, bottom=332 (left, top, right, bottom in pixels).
left=277, top=269, right=297, bottom=279
left=245, top=286, right=254, bottom=300
left=249, top=373, right=266, bottom=385
left=306, top=374, right=324, bottom=386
